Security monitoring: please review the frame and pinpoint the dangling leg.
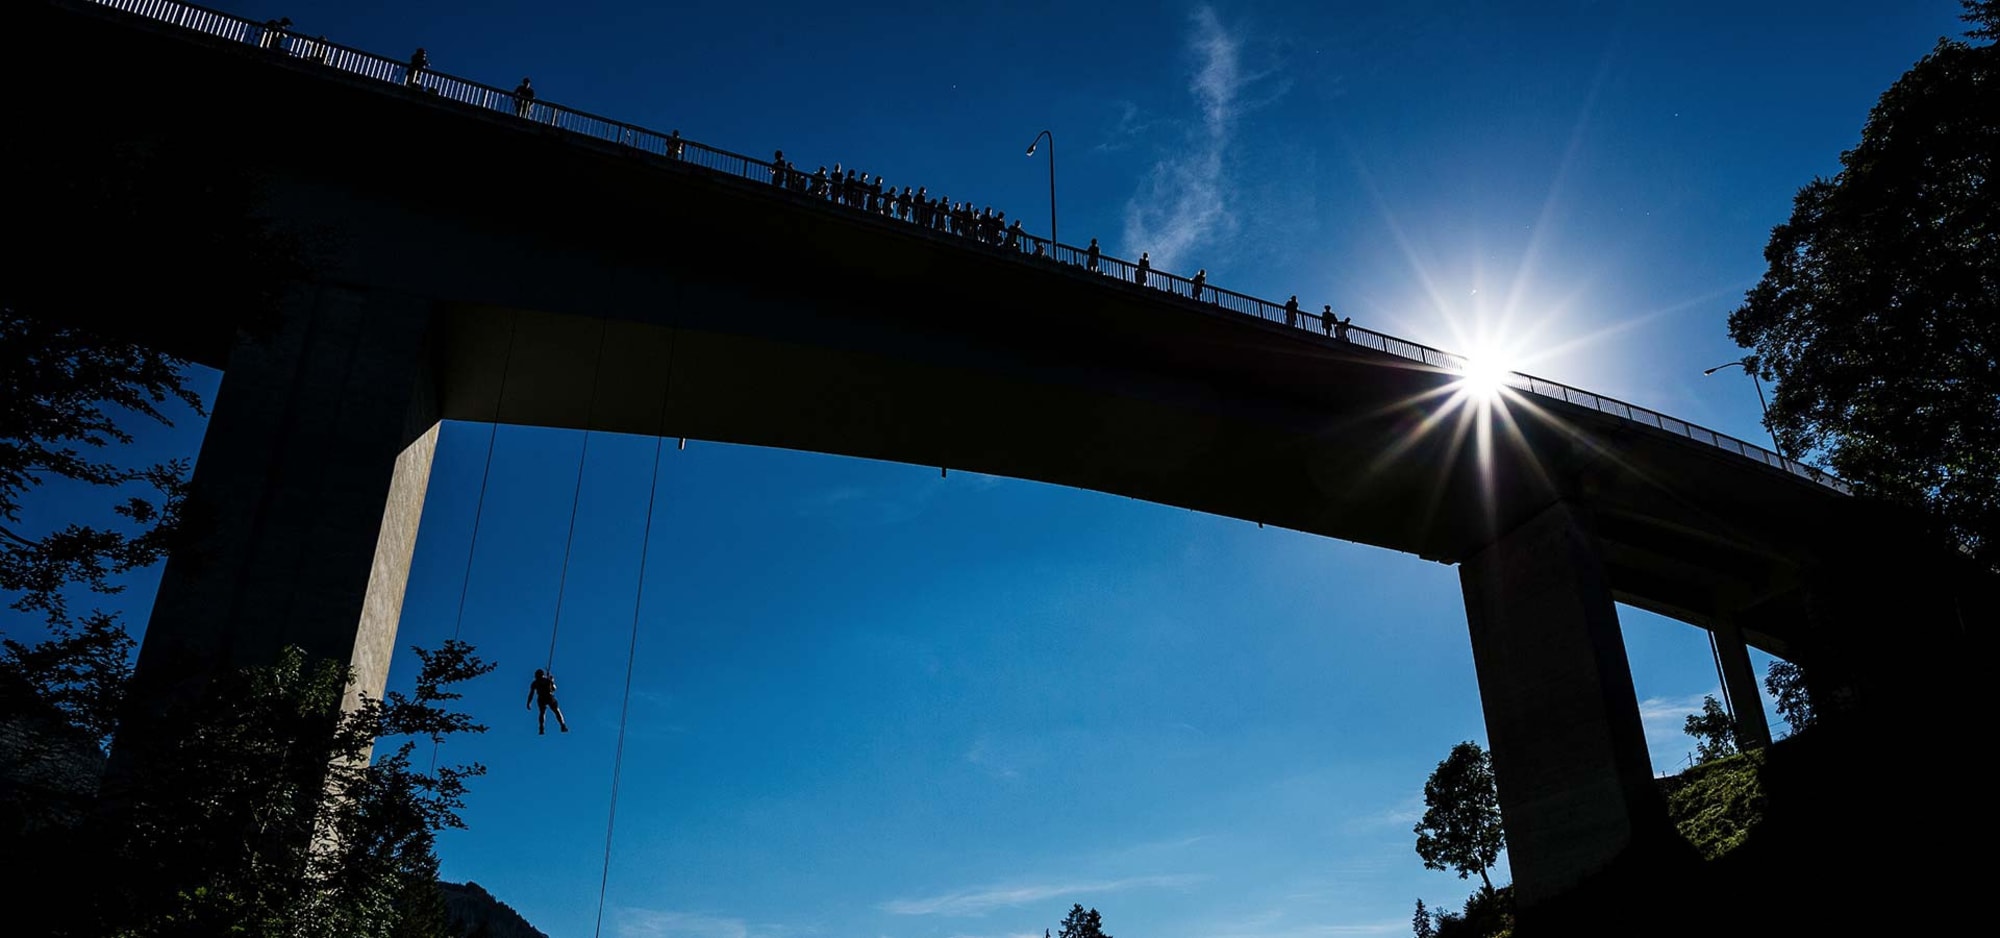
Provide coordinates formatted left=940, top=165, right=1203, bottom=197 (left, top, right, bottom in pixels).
left=553, top=701, right=569, bottom=733
left=537, top=700, right=547, bottom=735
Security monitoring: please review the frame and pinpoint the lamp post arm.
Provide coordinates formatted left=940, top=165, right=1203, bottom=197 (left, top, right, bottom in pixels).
left=1026, top=130, right=1057, bottom=250
left=1046, top=132, right=1058, bottom=249
left=1747, top=371, right=1785, bottom=460
left=1705, top=358, right=1787, bottom=460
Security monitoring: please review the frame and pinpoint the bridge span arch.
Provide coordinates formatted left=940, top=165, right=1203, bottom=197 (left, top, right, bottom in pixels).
left=19, top=0, right=1990, bottom=921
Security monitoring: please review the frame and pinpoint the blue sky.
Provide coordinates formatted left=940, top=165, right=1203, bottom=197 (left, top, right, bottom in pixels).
left=17, top=0, right=1979, bottom=936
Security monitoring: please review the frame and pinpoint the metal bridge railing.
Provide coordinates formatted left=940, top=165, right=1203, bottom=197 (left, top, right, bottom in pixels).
left=79, top=0, right=1851, bottom=496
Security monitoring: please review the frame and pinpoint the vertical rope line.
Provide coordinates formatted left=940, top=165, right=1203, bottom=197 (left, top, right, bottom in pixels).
left=593, top=329, right=678, bottom=938
left=544, top=320, right=612, bottom=673
left=450, top=313, right=522, bottom=643
left=433, top=312, right=520, bottom=774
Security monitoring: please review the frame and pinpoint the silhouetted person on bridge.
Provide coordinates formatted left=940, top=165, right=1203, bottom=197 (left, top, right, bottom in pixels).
left=810, top=166, right=828, bottom=197
left=1191, top=268, right=1207, bottom=300
left=1137, top=252, right=1151, bottom=286
left=513, top=77, right=535, bottom=118
left=771, top=151, right=788, bottom=185
left=668, top=130, right=684, bottom=160
left=527, top=669, right=569, bottom=734
left=1334, top=314, right=1353, bottom=341
left=1086, top=238, right=1100, bottom=272
left=259, top=17, right=291, bottom=51
left=1322, top=305, right=1336, bottom=335
left=1285, top=295, right=1300, bottom=327
left=1006, top=218, right=1023, bottom=251
left=406, top=47, right=428, bottom=87
left=900, top=187, right=915, bottom=221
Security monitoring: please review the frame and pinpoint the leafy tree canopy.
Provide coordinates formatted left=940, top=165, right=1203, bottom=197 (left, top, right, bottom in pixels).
left=1763, top=659, right=1816, bottom=736
left=3, top=75, right=307, bottom=627
left=3, top=637, right=496, bottom=938
left=1682, top=695, right=1738, bottom=766
left=1056, top=904, right=1111, bottom=938
left=1413, top=741, right=1506, bottom=895
left=1727, top=8, right=1998, bottom=566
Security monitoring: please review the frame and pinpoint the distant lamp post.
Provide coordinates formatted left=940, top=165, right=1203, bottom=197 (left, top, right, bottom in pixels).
left=1024, top=130, right=1057, bottom=250
left=1703, top=356, right=1787, bottom=459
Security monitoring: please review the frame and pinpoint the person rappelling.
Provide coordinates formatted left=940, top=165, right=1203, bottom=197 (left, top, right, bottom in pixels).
left=527, top=668, right=569, bottom=734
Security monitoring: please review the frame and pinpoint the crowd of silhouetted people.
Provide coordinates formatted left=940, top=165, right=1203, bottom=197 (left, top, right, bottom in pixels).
left=761, top=150, right=1046, bottom=255
left=753, top=148, right=1358, bottom=336
left=253, top=15, right=1359, bottom=340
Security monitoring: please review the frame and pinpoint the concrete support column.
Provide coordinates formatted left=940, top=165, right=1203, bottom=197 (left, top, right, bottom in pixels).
left=1711, top=619, right=1771, bottom=750
left=1458, top=502, right=1672, bottom=908
left=111, top=284, right=438, bottom=774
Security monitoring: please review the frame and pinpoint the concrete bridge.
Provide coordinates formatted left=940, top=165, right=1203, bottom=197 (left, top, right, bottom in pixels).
left=13, top=0, right=1990, bottom=920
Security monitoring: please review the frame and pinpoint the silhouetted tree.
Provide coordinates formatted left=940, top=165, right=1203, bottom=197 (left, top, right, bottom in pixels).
left=1431, top=886, right=1514, bottom=938
left=2, top=611, right=133, bottom=748
left=1683, top=696, right=1738, bottom=765
left=1763, top=660, right=1816, bottom=736
left=1967, top=1, right=1998, bottom=40
left=4, top=71, right=308, bottom=628
left=1057, top=904, right=1111, bottom=938
left=93, top=640, right=493, bottom=938
left=1413, top=741, right=1505, bottom=895
left=1412, top=898, right=1434, bottom=938
left=1727, top=5, right=1999, bottom=567
left=0, top=310, right=200, bottom=627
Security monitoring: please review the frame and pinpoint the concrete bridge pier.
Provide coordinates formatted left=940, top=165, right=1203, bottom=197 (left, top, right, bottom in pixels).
left=1458, top=502, right=1679, bottom=912
left=1710, top=617, right=1772, bottom=751
left=109, top=284, right=440, bottom=779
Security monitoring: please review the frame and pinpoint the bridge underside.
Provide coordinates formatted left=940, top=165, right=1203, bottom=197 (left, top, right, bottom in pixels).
left=18, top=0, right=1993, bottom=925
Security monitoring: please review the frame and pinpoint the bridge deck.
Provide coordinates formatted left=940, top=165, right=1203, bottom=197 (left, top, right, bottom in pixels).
left=17, top=0, right=1947, bottom=660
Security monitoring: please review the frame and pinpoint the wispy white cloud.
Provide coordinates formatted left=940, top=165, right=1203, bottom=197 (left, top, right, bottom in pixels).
left=618, top=910, right=784, bottom=938
left=963, top=737, right=1025, bottom=779
left=1207, top=922, right=1409, bottom=938
left=1348, top=793, right=1424, bottom=829
left=1121, top=5, right=1251, bottom=270
left=1638, top=690, right=1720, bottom=775
left=1202, top=908, right=1409, bottom=938
left=880, top=874, right=1205, bottom=916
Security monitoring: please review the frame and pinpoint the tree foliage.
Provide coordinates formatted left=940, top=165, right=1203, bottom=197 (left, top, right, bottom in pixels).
left=0, top=636, right=495, bottom=938
left=1056, top=904, right=1111, bottom=938
left=0, top=310, right=200, bottom=625
left=1412, top=899, right=1435, bottom=938
left=1967, top=1, right=1998, bottom=41
left=1682, top=695, right=1738, bottom=766
left=1413, top=741, right=1505, bottom=895
left=1726, top=12, right=1999, bottom=567
left=1763, top=660, right=1816, bottom=736
left=2, top=611, right=135, bottom=748
left=1428, top=886, right=1513, bottom=938
left=4, top=69, right=308, bottom=627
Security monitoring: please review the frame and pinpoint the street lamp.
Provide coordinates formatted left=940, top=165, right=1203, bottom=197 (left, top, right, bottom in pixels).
left=1024, top=130, right=1057, bottom=251
left=1703, top=356, right=1787, bottom=459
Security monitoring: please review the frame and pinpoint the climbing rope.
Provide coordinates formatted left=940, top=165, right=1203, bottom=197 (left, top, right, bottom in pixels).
left=543, top=320, right=612, bottom=674
left=432, top=312, right=521, bottom=774
left=449, top=313, right=522, bottom=644
left=592, top=330, right=679, bottom=938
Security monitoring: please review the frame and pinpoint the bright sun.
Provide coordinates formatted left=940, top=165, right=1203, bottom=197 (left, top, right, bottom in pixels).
left=1457, top=354, right=1514, bottom=400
